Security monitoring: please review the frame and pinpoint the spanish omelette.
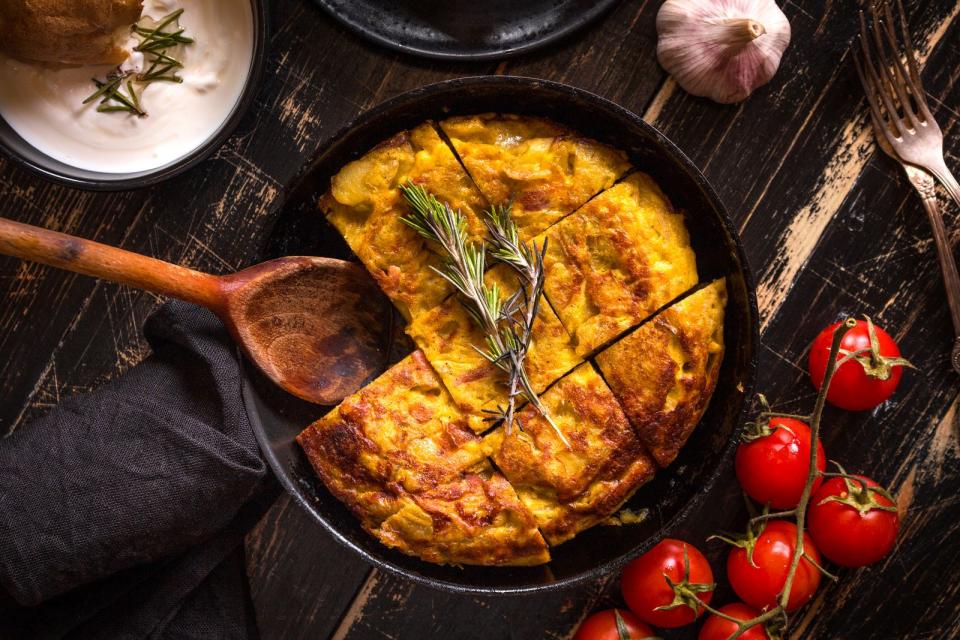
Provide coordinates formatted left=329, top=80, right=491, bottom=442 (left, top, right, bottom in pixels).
left=300, top=115, right=726, bottom=567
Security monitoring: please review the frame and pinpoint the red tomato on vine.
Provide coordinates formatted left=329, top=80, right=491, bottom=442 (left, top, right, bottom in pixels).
left=808, top=317, right=911, bottom=411
left=807, top=472, right=900, bottom=567
left=724, top=520, right=822, bottom=612
left=621, top=539, right=714, bottom=628
left=573, top=609, right=657, bottom=640
left=736, top=416, right=825, bottom=509
left=698, top=603, right=770, bottom=640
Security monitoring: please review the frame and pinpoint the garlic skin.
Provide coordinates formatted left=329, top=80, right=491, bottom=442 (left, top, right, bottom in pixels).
left=656, top=0, right=791, bottom=104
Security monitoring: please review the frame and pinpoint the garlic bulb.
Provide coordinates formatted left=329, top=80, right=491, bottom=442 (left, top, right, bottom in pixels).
left=656, top=0, right=791, bottom=104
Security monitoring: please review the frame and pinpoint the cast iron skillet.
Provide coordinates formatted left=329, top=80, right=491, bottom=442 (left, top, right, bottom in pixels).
left=242, top=76, right=760, bottom=595
left=313, top=0, right=620, bottom=61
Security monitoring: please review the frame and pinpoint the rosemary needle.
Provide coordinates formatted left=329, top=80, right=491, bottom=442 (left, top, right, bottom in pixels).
left=400, top=183, right=570, bottom=448
left=85, top=9, right=193, bottom=117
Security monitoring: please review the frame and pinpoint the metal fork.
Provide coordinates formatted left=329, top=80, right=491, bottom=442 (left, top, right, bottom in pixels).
left=854, top=0, right=960, bottom=373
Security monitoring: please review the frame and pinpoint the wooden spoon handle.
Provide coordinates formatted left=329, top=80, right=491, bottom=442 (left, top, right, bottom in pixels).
left=0, top=217, right=225, bottom=310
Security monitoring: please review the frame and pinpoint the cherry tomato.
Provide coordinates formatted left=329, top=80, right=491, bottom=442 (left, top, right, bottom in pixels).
left=726, top=520, right=821, bottom=612
left=736, top=417, right=826, bottom=509
left=574, top=609, right=656, bottom=640
left=698, top=603, right=769, bottom=640
left=808, top=319, right=907, bottom=411
left=621, top=539, right=714, bottom=628
left=807, top=475, right=900, bottom=567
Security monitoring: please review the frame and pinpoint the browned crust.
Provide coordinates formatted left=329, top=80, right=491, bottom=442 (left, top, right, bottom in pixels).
left=371, top=130, right=411, bottom=152
left=595, top=279, right=727, bottom=467
left=296, top=351, right=487, bottom=491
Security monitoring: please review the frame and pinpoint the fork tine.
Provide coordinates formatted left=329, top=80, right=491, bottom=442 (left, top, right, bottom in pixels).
left=868, top=2, right=919, bottom=130
left=853, top=50, right=880, bottom=118
left=866, top=99, right=896, bottom=158
left=853, top=47, right=899, bottom=150
left=891, top=0, right=935, bottom=121
left=878, top=0, right=923, bottom=129
left=893, top=0, right=926, bottom=99
left=859, top=9, right=906, bottom=136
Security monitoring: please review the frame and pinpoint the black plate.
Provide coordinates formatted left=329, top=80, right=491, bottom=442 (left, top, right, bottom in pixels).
left=314, top=0, right=621, bottom=61
left=242, top=76, right=760, bottom=595
left=0, top=0, right=269, bottom=191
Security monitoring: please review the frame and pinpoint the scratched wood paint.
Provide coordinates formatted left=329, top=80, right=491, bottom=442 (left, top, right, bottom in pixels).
left=1, top=0, right=959, bottom=638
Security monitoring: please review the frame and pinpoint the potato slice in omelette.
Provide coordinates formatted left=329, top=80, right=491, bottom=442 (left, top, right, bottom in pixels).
left=440, top=114, right=630, bottom=240
left=296, top=351, right=550, bottom=566
left=320, top=124, right=488, bottom=320
left=540, top=171, right=698, bottom=356
left=486, top=363, right=656, bottom=546
left=595, top=279, right=727, bottom=467
left=405, top=264, right=581, bottom=415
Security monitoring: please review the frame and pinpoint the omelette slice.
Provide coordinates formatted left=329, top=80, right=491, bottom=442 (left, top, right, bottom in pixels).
left=320, top=123, right=488, bottom=320
left=540, top=171, right=698, bottom=356
left=595, top=279, right=727, bottom=468
left=405, top=264, right=581, bottom=415
left=440, top=114, right=630, bottom=240
left=374, top=462, right=551, bottom=566
left=296, top=351, right=550, bottom=566
left=296, top=351, right=490, bottom=492
left=486, top=363, right=657, bottom=546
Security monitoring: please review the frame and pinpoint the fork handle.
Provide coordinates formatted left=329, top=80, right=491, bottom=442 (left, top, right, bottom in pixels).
left=908, top=167, right=960, bottom=373
left=928, top=161, right=960, bottom=217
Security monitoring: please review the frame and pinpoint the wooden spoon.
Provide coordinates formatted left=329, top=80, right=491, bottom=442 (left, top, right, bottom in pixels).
left=0, top=217, right=391, bottom=405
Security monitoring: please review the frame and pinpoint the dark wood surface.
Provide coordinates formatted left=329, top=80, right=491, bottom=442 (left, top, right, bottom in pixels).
left=2, top=0, right=959, bottom=638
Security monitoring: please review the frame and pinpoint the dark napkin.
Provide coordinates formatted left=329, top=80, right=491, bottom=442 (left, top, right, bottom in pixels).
left=0, top=302, right=280, bottom=639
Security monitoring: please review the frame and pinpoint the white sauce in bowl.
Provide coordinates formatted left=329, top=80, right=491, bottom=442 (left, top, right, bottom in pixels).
left=0, top=0, right=254, bottom=174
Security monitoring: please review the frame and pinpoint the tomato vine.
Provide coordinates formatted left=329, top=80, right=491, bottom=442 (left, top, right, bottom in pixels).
left=697, top=317, right=860, bottom=638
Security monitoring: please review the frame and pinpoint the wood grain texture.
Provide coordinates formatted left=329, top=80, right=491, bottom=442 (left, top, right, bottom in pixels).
left=1, top=0, right=959, bottom=638
left=246, top=494, right=371, bottom=640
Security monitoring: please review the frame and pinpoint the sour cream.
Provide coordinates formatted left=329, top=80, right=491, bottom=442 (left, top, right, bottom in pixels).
left=0, top=0, right=253, bottom=174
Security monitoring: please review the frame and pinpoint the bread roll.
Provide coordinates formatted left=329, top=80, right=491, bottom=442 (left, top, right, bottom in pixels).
left=0, top=0, right=144, bottom=66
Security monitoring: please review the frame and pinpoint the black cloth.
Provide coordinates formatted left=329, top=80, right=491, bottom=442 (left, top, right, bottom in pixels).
left=0, top=302, right=279, bottom=639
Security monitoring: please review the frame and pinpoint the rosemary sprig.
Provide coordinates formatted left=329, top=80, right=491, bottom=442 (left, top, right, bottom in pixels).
left=83, top=9, right=192, bottom=117
left=482, top=204, right=560, bottom=438
left=400, top=184, right=569, bottom=447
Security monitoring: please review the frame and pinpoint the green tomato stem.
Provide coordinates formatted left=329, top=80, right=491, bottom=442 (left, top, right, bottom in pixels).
left=777, top=318, right=855, bottom=610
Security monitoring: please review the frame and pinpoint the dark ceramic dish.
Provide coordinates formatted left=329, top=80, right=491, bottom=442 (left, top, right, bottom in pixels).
left=243, top=76, right=759, bottom=595
left=314, top=0, right=620, bottom=61
left=0, top=0, right=269, bottom=191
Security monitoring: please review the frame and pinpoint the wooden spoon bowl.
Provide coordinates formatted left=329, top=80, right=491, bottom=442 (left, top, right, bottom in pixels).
left=0, top=217, right=390, bottom=405
left=222, top=257, right=390, bottom=404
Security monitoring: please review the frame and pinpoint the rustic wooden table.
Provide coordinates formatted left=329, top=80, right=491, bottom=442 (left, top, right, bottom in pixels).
left=2, top=0, right=959, bottom=638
